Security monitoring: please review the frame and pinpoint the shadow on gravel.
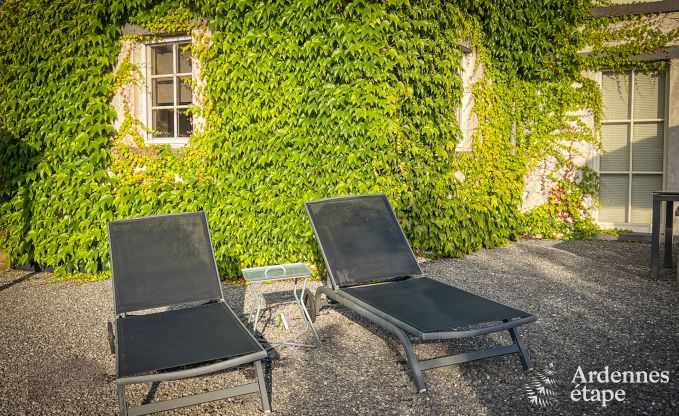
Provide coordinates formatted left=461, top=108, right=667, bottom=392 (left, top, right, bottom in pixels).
left=552, top=240, right=678, bottom=282
left=250, top=289, right=309, bottom=336
left=27, top=356, right=111, bottom=411
left=444, top=241, right=679, bottom=415
left=220, top=283, right=281, bottom=403
left=328, top=304, right=412, bottom=363
left=0, top=271, right=38, bottom=292
left=279, top=318, right=416, bottom=415
left=222, top=282, right=248, bottom=319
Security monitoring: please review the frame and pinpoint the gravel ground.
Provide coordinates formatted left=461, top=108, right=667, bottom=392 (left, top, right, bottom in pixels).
left=0, top=239, right=677, bottom=415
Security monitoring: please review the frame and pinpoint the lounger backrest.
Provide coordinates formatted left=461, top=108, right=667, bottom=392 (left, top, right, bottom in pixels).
left=108, top=212, right=223, bottom=315
left=305, top=194, right=422, bottom=287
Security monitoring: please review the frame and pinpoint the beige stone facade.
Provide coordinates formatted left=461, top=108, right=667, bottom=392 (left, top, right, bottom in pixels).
left=523, top=4, right=679, bottom=233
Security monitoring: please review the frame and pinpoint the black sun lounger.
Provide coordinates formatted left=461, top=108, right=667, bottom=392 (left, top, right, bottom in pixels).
left=107, top=212, right=270, bottom=415
left=305, top=194, right=536, bottom=392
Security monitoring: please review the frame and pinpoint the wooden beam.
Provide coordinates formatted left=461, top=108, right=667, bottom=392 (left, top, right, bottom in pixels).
left=591, top=0, right=679, bottom=18
left=581, top=45, right=679, bottom=61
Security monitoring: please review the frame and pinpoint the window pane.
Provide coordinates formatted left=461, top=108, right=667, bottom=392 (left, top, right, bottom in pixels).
left=632, top=122, right=663, bottom=172
left=602, top=72, right=630, bottom=120
left=178, top=44, right=192, bottom=73
left=178, top=76, right=192, bottom=105
left=152, top=78, right=174, bottom=106
left=630, top=175, right=663, bottom=223
left=178, top=109, right=192, bottom=137
left=599, top=174, right=628, bottom=223
left=600, top=123, right=629, bottom=171
left=633, top=72, right=664, bottom=120
left=152, top=45, right=173, bottom=75
left=152, top=109, right=174, bottom=137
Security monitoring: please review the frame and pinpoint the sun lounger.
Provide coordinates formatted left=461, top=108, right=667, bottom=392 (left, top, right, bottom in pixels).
left=305, top=194, right=536, bottom=392
left=107, top=212, right=270, bottom=415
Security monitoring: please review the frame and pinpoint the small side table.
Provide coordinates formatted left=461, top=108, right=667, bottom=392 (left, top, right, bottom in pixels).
left=650, top=191, right=679, bottom=281
left=241, top=263, right=320, bottom=348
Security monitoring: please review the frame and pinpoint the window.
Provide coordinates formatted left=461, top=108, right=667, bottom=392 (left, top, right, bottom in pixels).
left=598, top=70, right=666, bottom=225
left=145, top=38, right=193, bottom=145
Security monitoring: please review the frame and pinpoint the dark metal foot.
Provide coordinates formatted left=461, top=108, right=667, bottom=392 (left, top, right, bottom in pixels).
left=508, top=326, right=533, bottom=371
left=255, top=360, right=271, bottom=413
left=117, top=384, right=127, bottom=416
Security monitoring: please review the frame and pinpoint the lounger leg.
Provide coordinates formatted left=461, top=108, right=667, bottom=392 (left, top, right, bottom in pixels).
left=319, top=286, right=427, bottom=393
left=117, top=384, right=128, bottom=416
left=254, top=360, right=271, bottom=414
left=506, top=323, right=533, bottom=371
left=395, top=328, right=426, bottom=393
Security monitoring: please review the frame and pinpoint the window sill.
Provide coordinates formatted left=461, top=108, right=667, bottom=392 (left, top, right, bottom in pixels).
left=145, top=138, right=189, bottom=148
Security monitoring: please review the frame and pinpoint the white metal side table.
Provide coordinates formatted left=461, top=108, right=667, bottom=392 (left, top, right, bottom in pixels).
left=241, top=263, right=320, bottom=349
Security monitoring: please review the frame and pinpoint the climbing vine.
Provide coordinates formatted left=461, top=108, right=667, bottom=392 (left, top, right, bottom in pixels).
left=583, top=12, right=678, bottom=72
left=0, top=0, right=675, bottom=278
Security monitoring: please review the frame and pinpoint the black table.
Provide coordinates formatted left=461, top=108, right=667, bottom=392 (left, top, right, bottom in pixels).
left=650, top=191, right=679, bottom=279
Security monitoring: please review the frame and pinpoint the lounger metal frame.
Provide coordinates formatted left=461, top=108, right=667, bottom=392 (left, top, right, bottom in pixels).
left=306, top=195, right=536, bottom=392
left=108, top=212, right=271, bottom=415
left=114, top=312, right=270, bottom=416
left=314, top=284, right=534, bottom=392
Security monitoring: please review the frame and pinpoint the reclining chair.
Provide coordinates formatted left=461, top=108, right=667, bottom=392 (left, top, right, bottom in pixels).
left=107, top=212, right=270, bottom=415
left=305, top=194, right=536, bottom=392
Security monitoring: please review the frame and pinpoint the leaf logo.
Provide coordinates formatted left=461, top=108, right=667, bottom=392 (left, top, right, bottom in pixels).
left=525, top=362, right=559, bottom=408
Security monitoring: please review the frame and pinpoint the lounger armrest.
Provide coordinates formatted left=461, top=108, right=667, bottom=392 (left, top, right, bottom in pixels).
left=420, top=315, right=537, bottom=340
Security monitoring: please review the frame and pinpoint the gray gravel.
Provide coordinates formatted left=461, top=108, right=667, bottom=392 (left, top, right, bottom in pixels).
left=0, top=239, right=677, bottom=415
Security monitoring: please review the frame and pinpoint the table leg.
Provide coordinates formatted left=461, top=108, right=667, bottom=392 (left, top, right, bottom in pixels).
left=664, top=201, right=674, bottom=268
left=651, top=196, right=661, bottom=278
left=250, top=283, right=262, bottom=333
left=293, top=278, right=321, bottom=347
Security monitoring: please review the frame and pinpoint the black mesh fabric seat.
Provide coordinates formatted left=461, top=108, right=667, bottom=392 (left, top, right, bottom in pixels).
left=116, top=302, right=264, bottom=378
left=344, top=277, right=531, bottom=333
left=107, top=212, right=270, bottom=415
left=306, top=194, right=537, bottom=393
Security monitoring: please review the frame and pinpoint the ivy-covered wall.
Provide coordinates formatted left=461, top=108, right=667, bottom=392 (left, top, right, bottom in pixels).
left=0, top=0, right=673, bottom=278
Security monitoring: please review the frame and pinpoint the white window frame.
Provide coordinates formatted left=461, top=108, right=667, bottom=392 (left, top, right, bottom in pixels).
left=595, top=68, right=670, bottom=230
left=143, top=35, right=193, bottom=146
